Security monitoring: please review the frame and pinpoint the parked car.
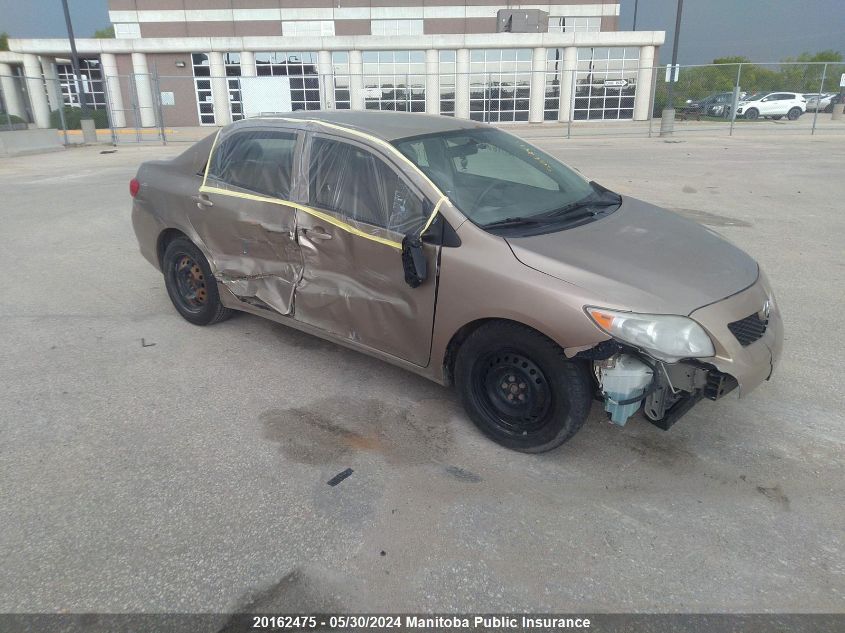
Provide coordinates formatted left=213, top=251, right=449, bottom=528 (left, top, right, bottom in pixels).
left=682, top=92, right=735, bottom=119
left=824, top=93, right=843, bottom=113
left=131, top=111, right=782, bottom=453
left=803, top=93, right=835, bottom=112
left=736, top=92, right=806, bottom=120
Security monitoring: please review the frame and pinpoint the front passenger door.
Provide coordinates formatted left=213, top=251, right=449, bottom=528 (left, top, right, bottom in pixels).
left=293, top=133, right=439, bottom=366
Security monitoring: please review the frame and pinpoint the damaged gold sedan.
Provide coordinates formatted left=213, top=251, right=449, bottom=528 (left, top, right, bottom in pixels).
left=131, top=112, right=782, bottom=452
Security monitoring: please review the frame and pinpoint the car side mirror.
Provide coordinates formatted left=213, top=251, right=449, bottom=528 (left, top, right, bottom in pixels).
left=402, top=234, right=427, bottom=288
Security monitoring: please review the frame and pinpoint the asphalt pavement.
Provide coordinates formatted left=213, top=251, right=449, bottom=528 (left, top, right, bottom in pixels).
left=0, top=130, right=842, bottom=614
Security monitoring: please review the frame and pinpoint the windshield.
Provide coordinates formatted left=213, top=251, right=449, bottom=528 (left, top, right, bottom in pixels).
left=393, top=128, right=596, bottom=227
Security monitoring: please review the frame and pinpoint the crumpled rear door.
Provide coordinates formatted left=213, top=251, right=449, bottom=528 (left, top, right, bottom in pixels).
left=189, top=127, right=304, bottom=315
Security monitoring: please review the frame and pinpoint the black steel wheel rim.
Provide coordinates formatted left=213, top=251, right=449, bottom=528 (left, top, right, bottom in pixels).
left=471, top=350, right=555, bottom=436
left=171, top=253, right=207, bottom=312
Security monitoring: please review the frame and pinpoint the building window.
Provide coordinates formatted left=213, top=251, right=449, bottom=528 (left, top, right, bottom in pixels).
left=255, top=52, right=321, bottom=111
left=548, top=17, right=601, bottom=33
left=362, top=50, right=426, bottom=113
left=113, top=23, right=141, bottom=39
left=225, top=53, right=243, bottom=122
left=57, top=59, right=106, bottom=110
left=371, top=19, right=423, bottom=36
left=469, top=49, right=532, bottom=123
left=544, top=49, right=564, bottom=121
left=438, top=51, right=456, bottom=116
left=283, top=20, right=335, bottom=37
left=574, top=47, right=639, bottom=120
left=192, top=53, right=216, bottom=125
left=331, top=52, right=351, bottom=110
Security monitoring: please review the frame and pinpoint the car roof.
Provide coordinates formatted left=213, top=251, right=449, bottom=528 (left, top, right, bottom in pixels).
left=238, top=110, right=487, bottom=142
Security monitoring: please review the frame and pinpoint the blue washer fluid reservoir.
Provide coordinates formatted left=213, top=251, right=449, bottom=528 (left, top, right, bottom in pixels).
left=597, top=354, right=654, bottom=426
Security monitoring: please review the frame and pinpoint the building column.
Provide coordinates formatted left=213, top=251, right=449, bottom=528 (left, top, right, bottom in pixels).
left=558, top=46, right=578, bottom=122
left=131, top=53, right=157, bottom=127
left=317, top=50, right=332, bottom=109
left=455, top=48, right=470, bottom=120
left=349, top=49, right=364, bottom=110
left=528, top=47, right=547, bottom=123
left=208, top=51, right=231, bottom=126
left=100, top=53, right=126, bottom=128
left=633, top=45, right=655, bottom=121
left=425, top=49, right=439, bottom=115
left=0, top=63, right=26, bottom=120
left=22, top=54, right=51, bottom=128
left=40, top=57, right=62, bottom=112
left=240, top=51, right=256, bottom=77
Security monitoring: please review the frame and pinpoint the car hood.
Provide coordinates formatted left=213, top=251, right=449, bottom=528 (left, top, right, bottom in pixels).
left=505, top=197, right=758, bottom=316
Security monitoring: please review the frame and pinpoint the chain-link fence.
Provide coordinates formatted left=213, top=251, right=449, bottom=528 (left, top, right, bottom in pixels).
left=2, top=61, right=843, bottom=146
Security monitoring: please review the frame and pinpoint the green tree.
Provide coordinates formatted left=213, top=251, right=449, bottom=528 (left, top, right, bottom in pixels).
left=779, top=50, right=843, bottom=93
left=0, top=32, right=9, bottom=51
left=93, top=26, right=114, bottom=38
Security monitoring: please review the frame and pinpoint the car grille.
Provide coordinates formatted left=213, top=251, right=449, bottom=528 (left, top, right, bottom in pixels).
left=728, top=312, right=767, bottom=346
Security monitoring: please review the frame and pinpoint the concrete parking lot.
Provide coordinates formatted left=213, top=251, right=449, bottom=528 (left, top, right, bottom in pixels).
left=0, top=130, right=843, bottom=615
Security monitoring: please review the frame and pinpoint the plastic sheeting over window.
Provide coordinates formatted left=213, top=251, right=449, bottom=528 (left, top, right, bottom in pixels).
left=208, top=130, right=297, bottom=198
left=308, top=137, right=425, bottom=235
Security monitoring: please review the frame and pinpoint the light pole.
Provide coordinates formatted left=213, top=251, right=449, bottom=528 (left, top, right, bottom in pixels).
left=659, top=0, right=684, bottom=136
left=61, top=0, right=97, bottom=141
left=633, top=0, right=639, bottom=30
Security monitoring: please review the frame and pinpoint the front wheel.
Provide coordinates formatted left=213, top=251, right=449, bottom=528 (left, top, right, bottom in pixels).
left=744, top=108, right=759, bottom=120
left=787, top=107, right=802, bottom=121
left=454, top=322, right=592, bottom=452
left=162, top=237, right=233, bottom=326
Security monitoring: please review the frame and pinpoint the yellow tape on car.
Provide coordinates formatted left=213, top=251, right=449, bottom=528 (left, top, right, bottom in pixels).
left=199, top=120, right=450, bottom=250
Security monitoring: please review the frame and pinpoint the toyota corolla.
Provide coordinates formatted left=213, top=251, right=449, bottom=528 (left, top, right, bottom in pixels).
left=130, top=111, right=782, bottom=452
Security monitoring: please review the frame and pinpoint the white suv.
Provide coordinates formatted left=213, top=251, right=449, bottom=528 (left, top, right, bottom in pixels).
left=736, top=92, right=806, bottom=120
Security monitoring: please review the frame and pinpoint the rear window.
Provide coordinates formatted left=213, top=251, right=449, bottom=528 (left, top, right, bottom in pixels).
left=208, top=130, right=298, bottom=198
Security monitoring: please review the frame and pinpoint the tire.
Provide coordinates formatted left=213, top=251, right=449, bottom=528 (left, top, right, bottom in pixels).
left=162, top=237, right=233, bottom=326
left=787, top=107, right=802, bottom=121
left=772, top=115, right=782, bottom=120
left=744, top=108, right=759, bottom=120
left=454, top=321, right=592, bottom=453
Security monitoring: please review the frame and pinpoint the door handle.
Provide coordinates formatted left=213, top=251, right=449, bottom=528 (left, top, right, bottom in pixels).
left=191, top=194, right=214, bottom=208
left=303, top=227, right=332, bottom=241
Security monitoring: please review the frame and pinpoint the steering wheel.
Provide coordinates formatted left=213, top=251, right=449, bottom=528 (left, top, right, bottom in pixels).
left=472, top=180, right=510, bottom=210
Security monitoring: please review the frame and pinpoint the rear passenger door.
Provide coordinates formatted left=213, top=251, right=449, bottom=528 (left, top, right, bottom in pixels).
left=293, top=133, right=439, bottom=366
left=189, top=127, right=304, bottom=315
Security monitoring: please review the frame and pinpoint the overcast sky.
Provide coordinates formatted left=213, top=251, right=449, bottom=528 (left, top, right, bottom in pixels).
left=1, top=1, right=842, bottom=64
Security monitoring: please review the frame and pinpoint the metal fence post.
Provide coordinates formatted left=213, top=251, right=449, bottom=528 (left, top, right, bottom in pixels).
left=647, top=63, right=658, bottom=138
left=729, top=63, right=742, bottom=137
left=56, top=90, right=69, bottom=145
left=152, top=67, right=167, bottom=144
left=100, top=71, right=118, bottom=146
left=567, top=69, right=575, bottom=139
left=811, top=63, right=826, bottom=136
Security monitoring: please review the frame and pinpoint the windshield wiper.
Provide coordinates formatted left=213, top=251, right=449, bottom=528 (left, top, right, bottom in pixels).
left=542, top=198, right=618, bottom=219
left=482, top=216, right=546, bottom=229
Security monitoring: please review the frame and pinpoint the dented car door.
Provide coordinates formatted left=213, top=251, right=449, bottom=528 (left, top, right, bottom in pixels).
left=188, top=127, right=304, bottom=315
left=293, top=132, right=439, bottom=366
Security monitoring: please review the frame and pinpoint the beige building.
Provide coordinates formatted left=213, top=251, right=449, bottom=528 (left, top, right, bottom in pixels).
left=0, top=2, right=664, bottom=130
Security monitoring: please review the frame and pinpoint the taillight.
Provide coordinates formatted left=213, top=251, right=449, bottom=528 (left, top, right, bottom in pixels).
left=129, top=178, right=140, bottom=198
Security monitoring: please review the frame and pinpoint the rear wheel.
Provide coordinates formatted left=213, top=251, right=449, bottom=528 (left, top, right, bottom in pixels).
left=454, top=322, right=592, bottom=453
left=787, top=107, right=802, bottom=121
left=162, top=237, right=233, bottom=326
left=744, top=108, right=759, bottom=120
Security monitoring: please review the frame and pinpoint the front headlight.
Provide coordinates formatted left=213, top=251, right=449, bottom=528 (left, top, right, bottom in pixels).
left=585, top=306, right=715, bottom=362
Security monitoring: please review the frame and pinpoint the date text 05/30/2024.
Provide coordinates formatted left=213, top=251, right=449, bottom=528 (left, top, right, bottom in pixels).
left=251, top=616, right=592, bottom=629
